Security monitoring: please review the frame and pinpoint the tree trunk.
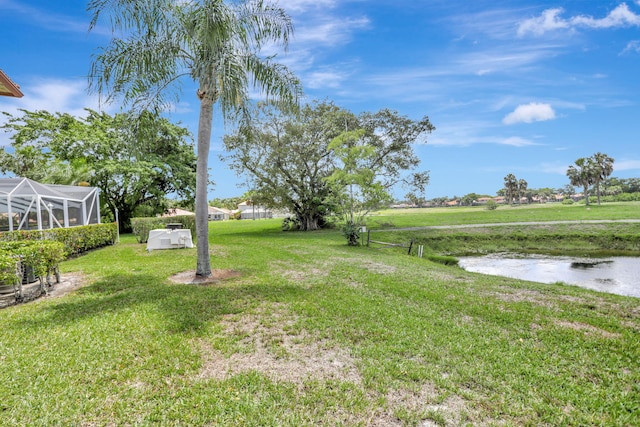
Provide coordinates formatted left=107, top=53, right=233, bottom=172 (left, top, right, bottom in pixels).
left=195, top=96, right=214, bottom=277
left=583, top=184, right=590, bottom=206
left=295, top=211, right=322, bottom=231
left=115, top=206, right=133, bottom=234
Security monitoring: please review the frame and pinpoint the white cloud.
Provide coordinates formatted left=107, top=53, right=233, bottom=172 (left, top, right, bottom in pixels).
left=614, top=159, right=640, bottom=171
left=293, top=16, right=370, bottom=46
left=517, top=8, right=569, bottom=37
left=500, top=137, right=537, bottom=147
left=571, top=4, right=640, bottom=29
left=503, top=103, right=556, bottom=125
left=518, top=3, right=640, bottom=36
left=622, top=40, right=640, bottom=54
left=281, top=0, right=337, bottom=13
left=0, top=78, right=106, bottom=147
left=11, top=79, right=101, bottom=116
left=305, top=70, right=350, bottom=89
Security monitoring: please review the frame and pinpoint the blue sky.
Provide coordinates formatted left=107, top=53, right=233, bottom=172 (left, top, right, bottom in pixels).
left=1, top=0, right=639, bottom=200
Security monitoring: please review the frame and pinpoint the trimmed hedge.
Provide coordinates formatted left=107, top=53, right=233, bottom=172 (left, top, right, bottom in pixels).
left=131, top=215, right=196, bottom=243
left=0, top=252, right=21, bottom=289
left=0, top=240, right=65, bottom=280
left=0, top=223, right=117, bottom=257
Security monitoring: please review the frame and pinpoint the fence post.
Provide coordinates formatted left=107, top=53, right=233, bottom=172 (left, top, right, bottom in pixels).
left=408, top=239, right=414, bottom=255
left=367, top=230, right=371, bottom=247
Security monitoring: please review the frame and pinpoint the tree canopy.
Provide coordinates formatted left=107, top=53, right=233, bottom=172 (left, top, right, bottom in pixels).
left=566, top=152, right=614, bottom=206
left=0, top=109, right=196, bottom=232
left=223, top=101, right=434, bottom=231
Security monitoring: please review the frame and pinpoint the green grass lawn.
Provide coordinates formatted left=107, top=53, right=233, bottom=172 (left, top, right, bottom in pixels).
left=1, top=205, right=639, bottom=426
left=371, top=201, right=640, bottom=228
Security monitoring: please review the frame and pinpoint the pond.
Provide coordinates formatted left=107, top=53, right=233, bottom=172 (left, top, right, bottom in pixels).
left=458, top=254, right=640, bottom=298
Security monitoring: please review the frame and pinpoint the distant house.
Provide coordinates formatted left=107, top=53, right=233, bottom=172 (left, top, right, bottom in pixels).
left=208, top=206, right=233, bottom=221
left=162, top=208, right=194, bottom=217
left=0, top=70, right=24, bottom=98
left=238, top=201, right=272, bottom=220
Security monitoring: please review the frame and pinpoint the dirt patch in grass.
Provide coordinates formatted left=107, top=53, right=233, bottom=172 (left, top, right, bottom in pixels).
left=490, top=287, right=557, bottom=309
left=1, top=272, right=90, bottom=309
left=168, top=269, right=241, bottom=285
left=197, top=303, right=362, bottom=385
left=195, top=302, right=497, bottom=426
left=555, top=320, right=621, bottom=338
left=46, top=272, right=89, bottom=298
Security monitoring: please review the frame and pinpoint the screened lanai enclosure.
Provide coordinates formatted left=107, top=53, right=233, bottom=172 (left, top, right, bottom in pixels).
left=0, top=178, right=101, bottom=231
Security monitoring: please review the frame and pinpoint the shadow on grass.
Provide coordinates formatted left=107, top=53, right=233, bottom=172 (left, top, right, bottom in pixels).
left=10, top=272, right=308, bottom=336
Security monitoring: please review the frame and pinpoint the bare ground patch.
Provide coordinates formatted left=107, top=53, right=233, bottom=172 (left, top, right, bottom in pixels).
left=271, top=259, right=330, bottom=284
left=555, top=320, right=621, bottom=339
left=168, top=269, right=241, bottom=285
left=196, top=303, right=361, bottom=385
left=489, top=287, right=558, bottom=309
left=46, top=272, right=89, bottom=298
left=194, top=302, right=500, bottom=426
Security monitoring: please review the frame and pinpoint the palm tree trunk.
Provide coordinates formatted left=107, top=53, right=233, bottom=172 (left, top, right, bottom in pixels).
left=583, top=184, right=590, bottom=206
left=195, top=95, right=214, bottom=277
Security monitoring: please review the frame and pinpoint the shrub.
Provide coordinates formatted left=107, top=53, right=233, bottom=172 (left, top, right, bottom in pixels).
left=342, top=221, right=362, bottom=246
left=131, top=215, right=196, bottom=243
left=0, top=224, right=117, bottom=257
left=562, top=198, right=574, bottom=205
left=484, top=200, right=498, bottom=210
left=0, top=241, right=65, bottom=285
left=282, top=216, right=300, bottom=231
left=0, top=252, right=20, bottom=288
left=425, top=254, right=459, bottom=266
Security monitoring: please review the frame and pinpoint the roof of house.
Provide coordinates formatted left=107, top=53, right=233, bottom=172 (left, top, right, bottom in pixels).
left=208, top=206, right=232, bottom=214
left=0, top=69, right=24, bottom=98
left=162, top=208, right=194, bottom=217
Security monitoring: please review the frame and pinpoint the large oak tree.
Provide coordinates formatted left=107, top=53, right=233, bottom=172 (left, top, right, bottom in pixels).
left=224, top=101, right=434, bottom=231
left=1, top=109, right=196, bottom=232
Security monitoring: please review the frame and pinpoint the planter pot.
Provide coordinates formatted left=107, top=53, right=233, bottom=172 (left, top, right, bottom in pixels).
left=0, top=282, right=17, bottom=296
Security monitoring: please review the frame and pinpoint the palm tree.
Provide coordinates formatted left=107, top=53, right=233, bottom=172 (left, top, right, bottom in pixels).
left=567, top=157, right=596, bottom=206
left=88, top=0, right=302, bottom=277
left=517, top=178, right=528, bottom=205
left=503, top=174, right=517, bottom=205
left=591, top=152, right=614, bottom=206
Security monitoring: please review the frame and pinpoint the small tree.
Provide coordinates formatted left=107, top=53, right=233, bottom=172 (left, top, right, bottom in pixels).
left=325, top=129, right=392, bottom=245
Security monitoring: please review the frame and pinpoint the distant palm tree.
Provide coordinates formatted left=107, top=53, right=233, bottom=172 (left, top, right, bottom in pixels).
left=591, top=152, right=614, bottom=206
left=503, top=174, right=517, bottom=205
left=517, top=179, right=528, bottom=205
left=567, top=157, right=596, bottom=206
left=89, top=0, right=301, bottom=277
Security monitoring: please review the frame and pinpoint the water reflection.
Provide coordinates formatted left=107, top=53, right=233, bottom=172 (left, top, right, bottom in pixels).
left=458, top=254, right=640, bottom=298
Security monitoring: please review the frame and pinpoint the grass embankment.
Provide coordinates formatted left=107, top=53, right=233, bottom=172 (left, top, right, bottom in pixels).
left=371, top=202, right=640, bottom=228
left=1, top=205, right=639, bottom=426
left=370, top=202, right=640, bottom=257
